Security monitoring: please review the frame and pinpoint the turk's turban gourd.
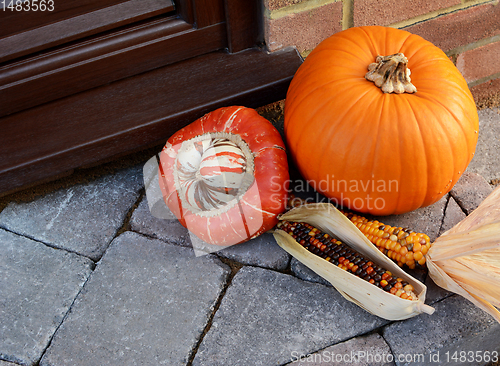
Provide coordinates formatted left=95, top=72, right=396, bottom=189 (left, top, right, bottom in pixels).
left=159, top=106, right=289, bottom=246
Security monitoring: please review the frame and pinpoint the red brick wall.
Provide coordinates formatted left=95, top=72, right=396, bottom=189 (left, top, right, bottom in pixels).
left=262, top=0, right=500, bottom=102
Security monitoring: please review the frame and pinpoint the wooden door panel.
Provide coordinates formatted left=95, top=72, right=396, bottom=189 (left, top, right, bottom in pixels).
left=1, top=0, right=131, bottom=37
left=0, top=0, right=175, bottom=63
left=191, top=0, right=224, bottom=27
left=0, top=18, right=227, bottom=116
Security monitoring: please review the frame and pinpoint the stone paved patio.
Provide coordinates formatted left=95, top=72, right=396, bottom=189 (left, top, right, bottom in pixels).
left=1, top=107, right=499, bottom=366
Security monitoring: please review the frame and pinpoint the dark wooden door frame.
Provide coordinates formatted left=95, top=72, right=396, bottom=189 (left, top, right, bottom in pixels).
left=0, top=0, right=302, bottom=196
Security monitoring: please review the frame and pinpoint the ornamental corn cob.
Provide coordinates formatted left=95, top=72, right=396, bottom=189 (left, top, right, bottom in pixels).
left=342, top=211, right=431, bottom=269
left=285, top=194, right=431, bottom=269
left=277, top=220, right=417, bottom=300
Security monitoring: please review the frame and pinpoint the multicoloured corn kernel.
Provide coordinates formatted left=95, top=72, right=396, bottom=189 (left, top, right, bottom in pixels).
left=277, top=220, right=416, bottom=300
left=341, top=211, right=432, bottom=269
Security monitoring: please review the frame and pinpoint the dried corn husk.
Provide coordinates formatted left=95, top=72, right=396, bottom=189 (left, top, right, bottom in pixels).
left=273, top=202, right=435, bottom=321
left=427, top=185, right=500, bottom=322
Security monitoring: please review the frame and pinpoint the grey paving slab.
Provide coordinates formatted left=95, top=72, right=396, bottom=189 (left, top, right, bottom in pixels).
left=288, top=333, right=395, bottom=366
left=0, top=165, right=143, bottom=261
left=467, top=108, right=500, bottom=184
left=132, top=194, right=291, bottom=268
left=438, top=196, right=466, bottom=236
left=373, top=194, right=448, bottom=243
left=130, top=197, right=190, bottom=246
left=424, top=274, right=453, bottom=305
left=450, top=171, right=493, bottom=215
left=217, top=232, right=291, bottom=270
left=383, top=295, right=500, bottom=366
left=290, top=257, right=332, bottom=287
left=192, top=266, right=388, bottom=366
left=40, top=231, right=230, bottom=366
left=0, top=360, right=21, bottom=366
left=0, top=229, right=94, bottom=366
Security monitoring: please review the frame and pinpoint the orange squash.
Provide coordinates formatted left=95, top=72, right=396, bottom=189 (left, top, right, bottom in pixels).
left=285, top=26, right=479, bottom=215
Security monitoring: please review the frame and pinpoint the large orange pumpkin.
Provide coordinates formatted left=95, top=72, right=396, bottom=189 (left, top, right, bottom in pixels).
left=285, top=26, right=479, bottom=215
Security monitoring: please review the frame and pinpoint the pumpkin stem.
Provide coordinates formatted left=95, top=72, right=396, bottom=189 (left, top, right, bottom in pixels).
left=365, top=53, right=417, bottom=94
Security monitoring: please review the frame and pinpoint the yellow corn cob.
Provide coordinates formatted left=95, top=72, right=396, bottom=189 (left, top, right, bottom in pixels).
left=277, top=220, right=417, bottom=300
left=341, top=211, right=431, bottom=269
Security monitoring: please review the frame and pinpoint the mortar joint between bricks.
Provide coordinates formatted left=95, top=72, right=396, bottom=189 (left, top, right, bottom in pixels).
left=265, top=0, right=340, bottom=20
